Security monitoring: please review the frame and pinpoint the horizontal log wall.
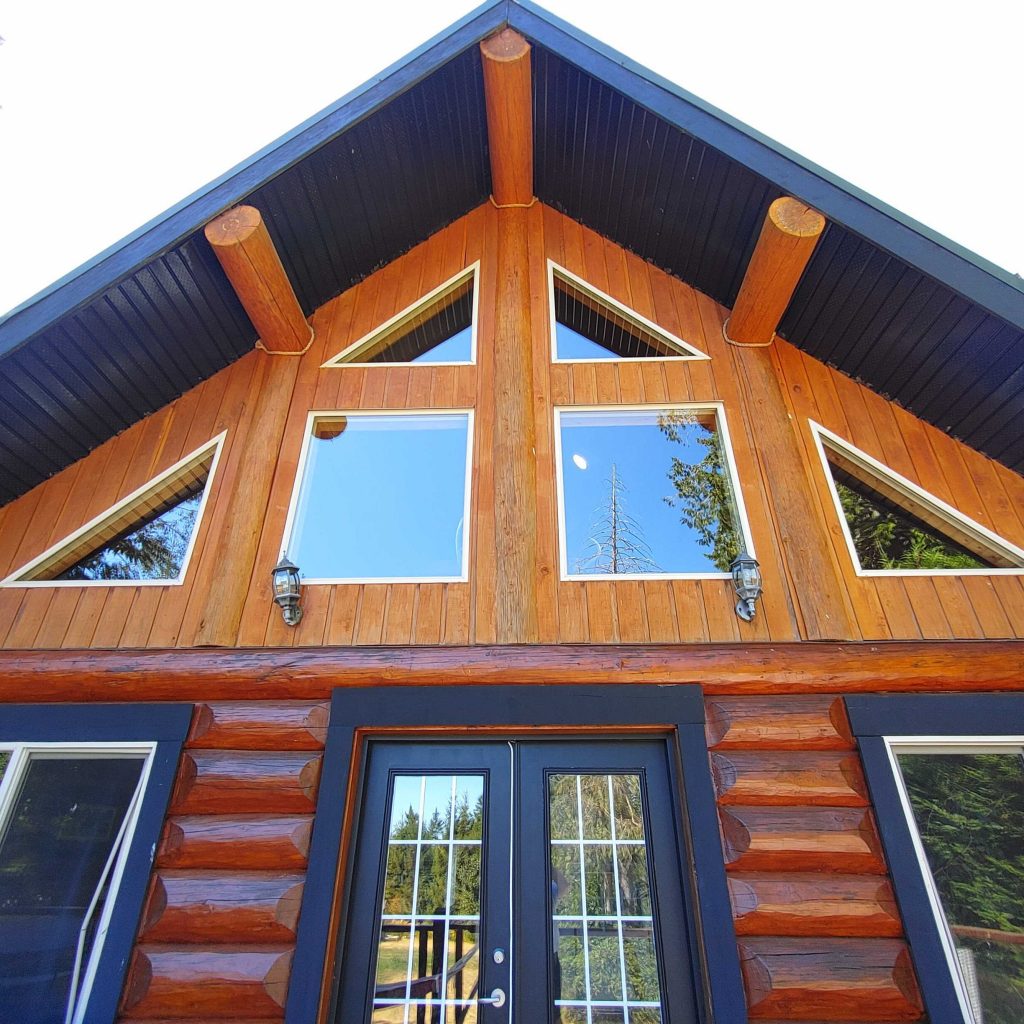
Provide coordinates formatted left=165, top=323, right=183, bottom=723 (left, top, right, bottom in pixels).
left=0, top=204, right=1020, bottom=648
left=708, top=695, right=923, bottom=1021
left=120, top=700, right=326, bottom=1022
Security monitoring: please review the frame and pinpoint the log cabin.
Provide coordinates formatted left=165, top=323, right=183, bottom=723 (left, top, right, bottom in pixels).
left=0, top=2, right=1022, bottom=1023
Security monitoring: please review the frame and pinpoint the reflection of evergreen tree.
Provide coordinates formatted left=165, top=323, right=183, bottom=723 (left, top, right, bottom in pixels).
left=902, top=754, right=1024, bottom=1022
left=575, top=464, right=660, bottom=574
left=659, top=413, right=739, bottom=572
left=835, top=482, right=983, bottom=570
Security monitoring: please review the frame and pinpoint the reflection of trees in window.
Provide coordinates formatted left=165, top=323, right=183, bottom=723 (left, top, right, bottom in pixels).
left=900, top=753, right=1024, bottom=1023
left=659, top=413, right=740, bottom=573
left=57, top=491, right=202, bottom=581
left=574, top=464, right=661, bottom=575
left=833, top=475, right=986, bottom=570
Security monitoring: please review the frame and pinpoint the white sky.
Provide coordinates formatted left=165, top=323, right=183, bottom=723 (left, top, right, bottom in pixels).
left=1, top=0, right=1021, bottom=318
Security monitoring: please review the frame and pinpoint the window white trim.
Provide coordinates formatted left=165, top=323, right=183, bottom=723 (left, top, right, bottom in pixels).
left=884, top=736, right=1024, bottom=1024
left=320, top=264, right=480, bottom=367
left=809, top=420, right=1024, bottom=576
left=548, top=261, right=709, bottom=364
left=0, top=741, right=156, bottom=1024
left=554, top=402, right=755, bottom=581
left=280, top=409, right=474, bottom=584
left=1, top=431, right=227, bottom=588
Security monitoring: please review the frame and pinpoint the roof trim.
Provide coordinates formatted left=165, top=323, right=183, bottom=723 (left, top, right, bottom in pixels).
left=508, top=0, right=1024, bottom=328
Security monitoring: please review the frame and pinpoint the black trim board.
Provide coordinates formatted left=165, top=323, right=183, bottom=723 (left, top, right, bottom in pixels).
left=286, top=682, right=745, bottom=1024
left=847, top=694, right=1024, bottom=1024
left=0, top=702, right=192, bottom=1024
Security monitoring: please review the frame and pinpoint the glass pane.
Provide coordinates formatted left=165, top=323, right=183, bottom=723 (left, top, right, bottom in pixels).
left=291, top=413, right=470, bottom=580
left=549, top=774, right=579, bottom=839
left=548, top=773, right=663, bottom=1022
left=559, top=409, right=743, bottom=575
left=373, top=774, right=484, bottom=1023
left=553, top=271, right=690, bottom=361
left=0, top=755, right=145, bottom=1024
left=898, top=751, right=1024, bottom=1024
left=0, top=749, right=9, bottom=781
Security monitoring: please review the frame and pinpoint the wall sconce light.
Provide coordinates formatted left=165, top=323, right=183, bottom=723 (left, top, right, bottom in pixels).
left=271, top=555, right=303, bottom=627
left=730, top=550, right=762, bottom=622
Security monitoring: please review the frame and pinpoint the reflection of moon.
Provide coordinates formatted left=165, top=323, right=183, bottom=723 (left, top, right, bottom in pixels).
left=572, top=453, right=588, bottom=470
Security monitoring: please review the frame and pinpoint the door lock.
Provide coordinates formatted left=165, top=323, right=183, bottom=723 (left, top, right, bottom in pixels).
left=481, top=987, right=506, bottom=1008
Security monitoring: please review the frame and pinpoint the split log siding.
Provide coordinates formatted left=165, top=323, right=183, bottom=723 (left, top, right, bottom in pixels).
left=0, top=204, right=1021, bottom=649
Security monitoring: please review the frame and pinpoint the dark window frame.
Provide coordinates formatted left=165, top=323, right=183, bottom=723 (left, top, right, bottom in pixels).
left=0, top=703, right=192, bottom=1024
left=286, top=683, right=744, bottom=1024
left=846, top=693, right=1024, bottom=1024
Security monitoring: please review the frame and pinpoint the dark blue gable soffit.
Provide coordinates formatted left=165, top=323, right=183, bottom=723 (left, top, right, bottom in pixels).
left=0, top=0, right=1021, bottom=505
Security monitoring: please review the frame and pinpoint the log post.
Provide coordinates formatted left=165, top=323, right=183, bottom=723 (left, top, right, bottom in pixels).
left=727, top=198, right=825, bottom=346
left=480, top=29, right=534, bottom=206
left=205, top=205, right=312, bottom=354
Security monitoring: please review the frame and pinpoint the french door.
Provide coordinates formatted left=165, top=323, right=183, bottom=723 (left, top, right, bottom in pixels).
left=334, top=738, right=698, bottom=1024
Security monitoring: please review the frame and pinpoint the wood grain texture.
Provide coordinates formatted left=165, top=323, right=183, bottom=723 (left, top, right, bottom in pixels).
left=706, top=696, right=855, bottom=750
left=120, top=946, right=292, bottom=1019
left=188, top=702, right=329, bottom=750
left=729, top=873, right=901, bottom=937
left=156, top=814, right=312, bottom=871
left=480, top=29, right=533, bottom=205
left=139, top=871, right=304, bottom=944
left=719, top=807, right=886, bottom=873
left=739, top=937, right=922, bottom=1021
left=711, top=751, right=868, bottom=806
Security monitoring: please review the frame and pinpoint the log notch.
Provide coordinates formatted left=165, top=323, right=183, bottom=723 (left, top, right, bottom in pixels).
left=726, top=197, right=825, bottom=346
left=205, top=206, right=312, bottom=354
left=480, top=29, right=533, bottom=205
left=709, top=695, right=924, bottom=1022
left=120, top=702, right=325, bottom=1022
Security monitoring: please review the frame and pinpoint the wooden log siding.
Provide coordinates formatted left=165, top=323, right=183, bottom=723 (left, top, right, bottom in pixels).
left=2, top=205, right=1019, bottom=649
left=120, top=701, right=324, bottom=1022
left=709, top=695, right=923, bottom=1021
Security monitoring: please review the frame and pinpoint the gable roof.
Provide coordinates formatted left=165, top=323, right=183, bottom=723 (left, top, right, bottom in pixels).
left=1, top=0, right=1021, bottom=505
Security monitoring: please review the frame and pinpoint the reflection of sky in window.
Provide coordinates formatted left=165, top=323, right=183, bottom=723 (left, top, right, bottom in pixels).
left=412, top=325, right=472, bottom=363
left=556, top=322, right=620, bottom=360
left=560, top=410, right=733, bottom=575
left=290, top=413, right=469, bottom=580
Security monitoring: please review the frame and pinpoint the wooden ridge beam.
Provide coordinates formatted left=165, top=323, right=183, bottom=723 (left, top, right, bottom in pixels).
left=0, top=641, right=1020, bottom=700
left=480, top=28, right=534, bottom=205
left=205, top=205, right=312, bottom=354
left=727, top=197, right=825, bottom=346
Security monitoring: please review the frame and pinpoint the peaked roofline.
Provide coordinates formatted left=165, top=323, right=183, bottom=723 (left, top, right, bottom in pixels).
left=1, top=0, right=1020, bottom=362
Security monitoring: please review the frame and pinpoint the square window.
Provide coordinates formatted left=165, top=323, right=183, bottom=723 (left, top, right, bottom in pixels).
left=284, top=411, right=473, bottom=582
left=555, top=406, right=751, bottom=578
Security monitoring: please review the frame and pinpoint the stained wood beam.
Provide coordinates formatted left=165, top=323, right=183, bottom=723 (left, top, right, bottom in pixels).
left=205, top=205, right=312, bottom=353
left=480, top=28, right=534, bottom=205
left=0, top=641, right=1019, bottom=701
left=727, top=197, right=825, bottom=346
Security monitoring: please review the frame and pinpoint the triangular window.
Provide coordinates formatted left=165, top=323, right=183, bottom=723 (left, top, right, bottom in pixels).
left=550, top=263, right=707, bottom=362
left=812, top=424, right=1024, bottom=573
left=322, top=265, right=477, bottom=366
left=6, top=434, right=224, bottom=584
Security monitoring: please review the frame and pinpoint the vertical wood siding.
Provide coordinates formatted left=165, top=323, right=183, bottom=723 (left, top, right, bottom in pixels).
left=0, top=204, right=1020, bottom=647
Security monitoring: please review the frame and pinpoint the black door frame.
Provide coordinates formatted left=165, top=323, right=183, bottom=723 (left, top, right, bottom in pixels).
left=285, top=683, right=745, bottom=1024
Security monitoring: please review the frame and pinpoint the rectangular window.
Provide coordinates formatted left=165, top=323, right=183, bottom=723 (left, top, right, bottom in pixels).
left=283, top=411, right=473, bottom=583
left=555, top=405, right=752, bottom=579
left=0, top=705, right=190, bottom=1024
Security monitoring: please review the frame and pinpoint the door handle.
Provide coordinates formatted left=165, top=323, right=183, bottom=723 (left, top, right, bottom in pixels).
left=480, top=987, right=506, bottom=1008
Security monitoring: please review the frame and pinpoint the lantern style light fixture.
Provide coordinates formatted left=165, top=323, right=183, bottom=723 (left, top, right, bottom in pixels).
left=271, top=554, right=303, bottom=627
left=730, top=550, right=762, bottom=622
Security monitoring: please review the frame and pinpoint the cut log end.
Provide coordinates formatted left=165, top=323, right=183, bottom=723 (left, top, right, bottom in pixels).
left=480, top=27, right=531, bottom=62
left=204, top=205, right=263, bottom=247
left=769, top=196, right=826, bottom=239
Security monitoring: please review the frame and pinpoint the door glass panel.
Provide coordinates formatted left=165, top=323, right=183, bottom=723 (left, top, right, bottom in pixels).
left=549, top=774, right=663, bottom=1023
left=374, top=774, right=484, bottom=1023
left=897, top=751, right=1024, bottom=1024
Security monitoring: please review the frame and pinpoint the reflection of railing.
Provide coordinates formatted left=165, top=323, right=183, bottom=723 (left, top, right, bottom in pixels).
left=376, top=922, right=478, bottom=1023
left=951, top=924, right=1024, bottom=946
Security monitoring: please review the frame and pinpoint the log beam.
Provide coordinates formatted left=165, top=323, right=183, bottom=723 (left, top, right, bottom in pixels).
left=727, top=197, right=825, bottom=346
left=480, top=29, right=534, bottom=205
left=0, top=641, right=1019, bottom=701
left=205, top=205, right=312, bottom=354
